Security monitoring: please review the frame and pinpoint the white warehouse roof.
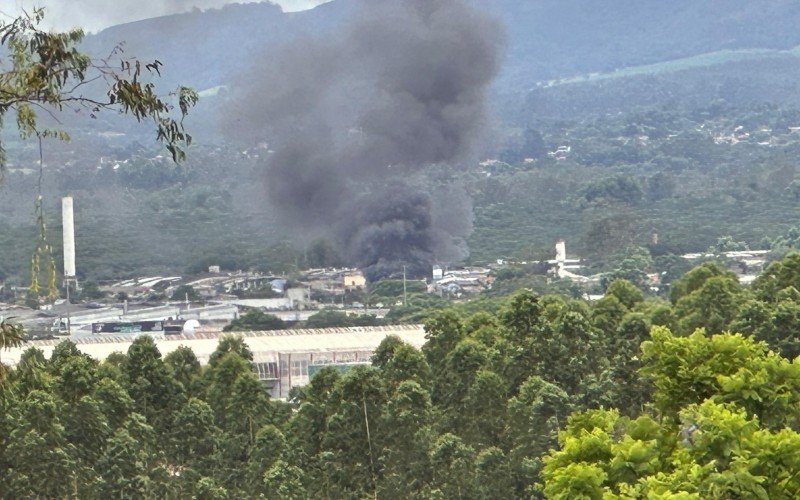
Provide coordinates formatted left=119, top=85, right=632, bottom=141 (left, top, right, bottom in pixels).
left=1, top=324, right=427, bottom=366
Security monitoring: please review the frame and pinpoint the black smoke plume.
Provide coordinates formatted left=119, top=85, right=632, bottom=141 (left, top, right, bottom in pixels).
left=225, top=0, right=503, bottom=279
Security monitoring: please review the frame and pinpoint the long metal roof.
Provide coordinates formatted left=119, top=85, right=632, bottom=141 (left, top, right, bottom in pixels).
left=1, top=324, right=427, bottom=366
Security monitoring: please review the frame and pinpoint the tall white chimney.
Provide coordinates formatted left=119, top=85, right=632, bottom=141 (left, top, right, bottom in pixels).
left=62, top=196, right=76, bottom=278
left=555, top=239, right=566, bottom=263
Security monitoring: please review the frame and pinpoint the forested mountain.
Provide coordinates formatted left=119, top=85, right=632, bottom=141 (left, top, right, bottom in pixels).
left=81, top=0, right=800, bottom=97
left=6, top=0, right=800, bottom=283
left=82, top=1, right=351, bottom=93
left=494, top=0, right=800, bottom=87
left=74, top=0, right=800, bottom=132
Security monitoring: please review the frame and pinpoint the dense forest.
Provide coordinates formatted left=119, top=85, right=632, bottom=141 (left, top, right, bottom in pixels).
left=5, top=254, right=800, bottom=497
left=473, top=99, right=800, bottom=264
left=8, top=98, right=800, bottom=285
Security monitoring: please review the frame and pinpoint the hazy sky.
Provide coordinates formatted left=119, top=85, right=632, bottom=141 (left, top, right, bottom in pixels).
left=6, top=0, right=332, bottom=32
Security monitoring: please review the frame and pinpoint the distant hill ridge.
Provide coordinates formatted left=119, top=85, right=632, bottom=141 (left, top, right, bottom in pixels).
left=82, top=1, right=353, bottom=92
left=82, top=0, right=800, bottom=96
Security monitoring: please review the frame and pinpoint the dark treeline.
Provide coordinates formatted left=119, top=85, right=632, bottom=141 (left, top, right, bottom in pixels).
left=5, top=254, right=800, bottom=497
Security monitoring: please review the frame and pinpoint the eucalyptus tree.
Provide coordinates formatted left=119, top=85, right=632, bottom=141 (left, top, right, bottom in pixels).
left=0, top=318, right=25, bottom=388
left=0, top=8, right=196, bottom=303
left=0, top=9, right=196, bottom=170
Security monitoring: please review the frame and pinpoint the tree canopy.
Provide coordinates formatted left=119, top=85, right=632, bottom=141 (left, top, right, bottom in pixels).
left=4, top=255, right=800, bottom=495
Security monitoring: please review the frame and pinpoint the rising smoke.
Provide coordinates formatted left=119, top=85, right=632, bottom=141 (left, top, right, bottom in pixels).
left=225, top=0, right=504, bottom=279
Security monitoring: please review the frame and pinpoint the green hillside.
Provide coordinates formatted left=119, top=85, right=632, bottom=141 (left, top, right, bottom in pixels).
left=6, top=1, right=800, bottom=283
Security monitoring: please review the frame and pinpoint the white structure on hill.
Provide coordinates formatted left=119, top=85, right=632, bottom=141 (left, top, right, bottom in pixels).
left=548, top=240, right=587, bottom=281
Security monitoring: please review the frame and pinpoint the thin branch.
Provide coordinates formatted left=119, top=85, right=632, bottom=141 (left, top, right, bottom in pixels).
left=29, top=101, right=64, bottom=125
left=36, top=133, right=43, bottom=195
left=62, top=73, right=103, bottom=94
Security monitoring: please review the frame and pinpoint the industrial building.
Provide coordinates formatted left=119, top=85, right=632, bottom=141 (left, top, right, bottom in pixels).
left=430, top=266, right=493, bottom=295
left=31, top=302, right=240, bottom=337
left=1, top=324, right=426, bottom=399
